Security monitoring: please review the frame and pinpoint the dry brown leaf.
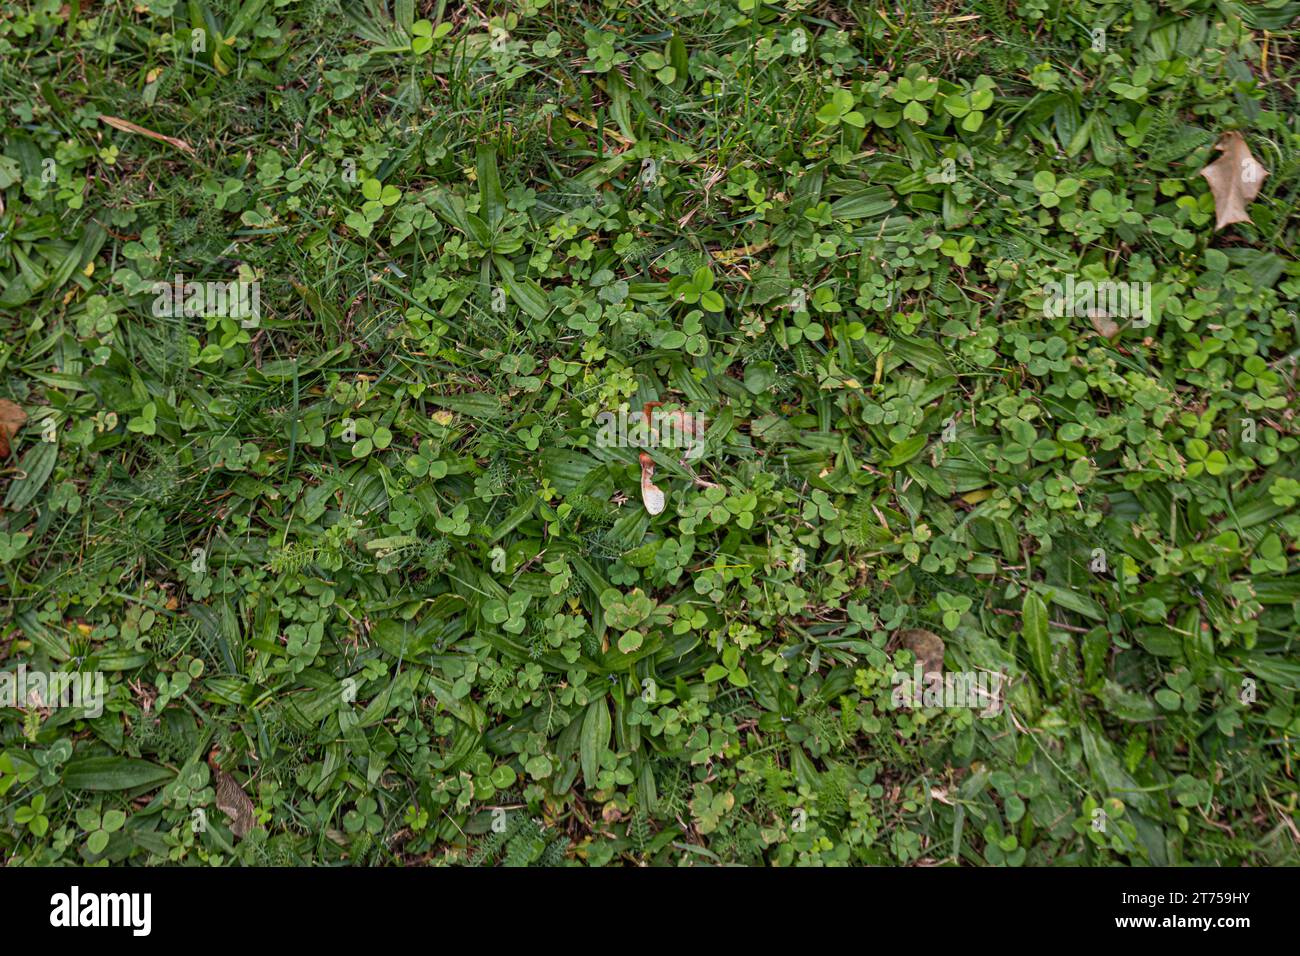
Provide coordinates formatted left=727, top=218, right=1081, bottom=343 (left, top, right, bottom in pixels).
left=639, top=452, right=665, bottom=516
left=1088, top=313, right=1120, bottom=339
left=208, top=750, right=255, bottom=839
left=638, top=401, right=669, bottom=515
left=898, top=628, right=946, bottom=676
left=214, top=769, right=255, bottom=838
left=647, top=407, right=700, bottom=449
left=99, top=114, right=197, bottom=157
left=1200, top=131, right=1269, bottom=231
left=655, top=408, right=699, bottom=435
left=0, top=400, right=27, bottom=458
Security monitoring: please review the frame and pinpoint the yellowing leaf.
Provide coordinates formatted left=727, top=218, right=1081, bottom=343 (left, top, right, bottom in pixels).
left=711, top=239, right=772, bottom=264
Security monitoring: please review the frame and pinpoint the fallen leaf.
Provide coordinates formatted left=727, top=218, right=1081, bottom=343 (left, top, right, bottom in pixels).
left=898, top=628, right=945, bottom=676
left=0, top=400, right=27, bottom=458
left=208, top=750, right=255, bottom=839
left=639, top=452, right=665, bottom=515
left=648, top=406, right=701, bottom=451
left=655, top=407, right=699, bottom=436
left=1088, top=312, right=1120, bottom=338
left=99, top=115, right=196, bottom=157
left=1200, top=131, right=1269, bottom=231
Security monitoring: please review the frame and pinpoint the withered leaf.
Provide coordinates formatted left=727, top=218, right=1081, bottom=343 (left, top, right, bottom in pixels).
left=99, top=114, right=197, bottom=157
left=639, top=452, right=665, bottom=516
left=898, top=628, right=946, bottom=676
left=1088, top=313, right=1120, bottom=339
left=1200, top=131, right=1269, bottom=231
left=0, top=400, right=27, bottom=458
left=649, top=407, right=699, bottom=442
left=209, top=753, right=255, bottom=839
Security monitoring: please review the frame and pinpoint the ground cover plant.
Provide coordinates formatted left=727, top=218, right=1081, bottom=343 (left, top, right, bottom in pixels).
left=1, top=0, right=1298, bottom=867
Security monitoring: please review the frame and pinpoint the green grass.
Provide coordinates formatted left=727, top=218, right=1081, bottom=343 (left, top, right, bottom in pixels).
left=1, top=0, right=1298, bottom=866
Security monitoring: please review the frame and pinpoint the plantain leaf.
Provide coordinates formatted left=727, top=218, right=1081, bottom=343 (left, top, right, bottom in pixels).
left=1022, top=591, right=1053, bottom=699
left=579, top=697, right=610, bottom=790
left=64, top=756, right=174, bottom=791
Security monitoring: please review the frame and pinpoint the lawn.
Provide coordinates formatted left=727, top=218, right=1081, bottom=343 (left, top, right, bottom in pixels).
left=1, top=0, right=1298, bottom=866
